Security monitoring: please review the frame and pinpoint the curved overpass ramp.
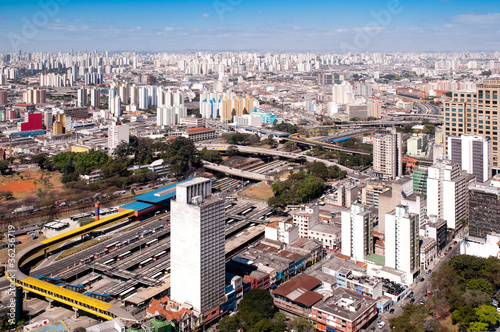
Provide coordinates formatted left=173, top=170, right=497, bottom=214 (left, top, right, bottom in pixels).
left=7, top=210, right=138, bottom=321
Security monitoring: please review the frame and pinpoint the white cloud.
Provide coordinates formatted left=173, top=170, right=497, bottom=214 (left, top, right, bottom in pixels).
left=165, top=27, right=174, bottom=31
left=202, top=13, right=210, bottom=18
left=451, top=13, right=500, bottom=25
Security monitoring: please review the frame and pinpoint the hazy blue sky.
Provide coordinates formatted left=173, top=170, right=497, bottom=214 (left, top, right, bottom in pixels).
left=1, top=0, right=499, bottom=52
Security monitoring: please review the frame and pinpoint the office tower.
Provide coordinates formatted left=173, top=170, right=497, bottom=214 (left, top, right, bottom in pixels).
left=171, top=178, right=225, bottom=314
left=118, top=84, right=129, bottom=104
left=341, top=203, right=374, bottom=261
left=373, top=127, right=403, bottom=180
left=0, top=74, right=6, bottom=85
left=412, top=166, right=428, bottom=196
left=447, top=134, right=492, bottom=182
left=108, top=121, right=129, bottom=153
left=385, top=205, right=420, bottom=282
left=332, top=81, right=353, bottom=105
left=444, top=79, right=500, bottom=173
left=77, top=88, right=87, bottom=107
left=0, top=89, right=7, bottom=105
left=427, top=160, right=473, bottom=229
left=468, top=175, right=500, bottom=239
left=90, top=88, right=100, bottom=108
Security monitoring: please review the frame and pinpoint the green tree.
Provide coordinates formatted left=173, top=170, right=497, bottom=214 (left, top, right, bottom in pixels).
left=238, top=289, right=275, bottom=329
left=468, top=322, right=489, bottom=332
left=475, top=305, right=500, bottom=326
left=288, top=317, right=316, bottom=332
left=467, top=279, right=493, bottom=296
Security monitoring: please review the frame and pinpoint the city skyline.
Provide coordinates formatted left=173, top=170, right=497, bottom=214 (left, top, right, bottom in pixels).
left=1, top=0, right=500, bottom=53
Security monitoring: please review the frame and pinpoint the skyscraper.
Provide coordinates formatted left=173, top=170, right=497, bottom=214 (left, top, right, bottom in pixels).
left=77, top=88, right=87, bottom=107
left=468, top=175, right=500, bottom=239
left=171, top=178, right=225, bottom=314
left=373, top=127, right=403, bottom=180
left=447, top=134, right=492, bottom=182
left=426, top=159, right=473, bottom=229
left=341, top=203, right=374, bottom=261
left=90, top=88, right=100, bottom=108
left=385, top=205, right=420, bottom=283
left=108, top=121, right=129, bottom=153
left=444, top=79, right=500, bottom=173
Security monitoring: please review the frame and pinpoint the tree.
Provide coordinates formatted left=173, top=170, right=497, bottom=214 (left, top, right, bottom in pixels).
left=468, top=322, right=489, bottom=332
left=289, top=317, right=316, bottom=332
left=238, top=289, right=275, bottom=329
left=0, top=160, right=11, bottom=175
left=33, top=153, right=49, bottom=169
left=226, top=145, right=239, bottom=156
left=475, top=305, right=500, bottom=326
left=200, top=148, right=223, bottom=164
left=218, top=315, right=241, bottom=332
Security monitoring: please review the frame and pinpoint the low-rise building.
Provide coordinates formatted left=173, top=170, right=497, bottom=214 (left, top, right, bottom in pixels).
left=308, top=224, right=341, bottom=250
left=419, top=236, right=437, bottom=271
left=182, top=127, right=217, bottom=141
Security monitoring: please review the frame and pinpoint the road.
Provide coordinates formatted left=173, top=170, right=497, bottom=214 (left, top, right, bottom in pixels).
left=197, top=143, right=355, bottom=173
left=365, top=240, right=461, bottom=331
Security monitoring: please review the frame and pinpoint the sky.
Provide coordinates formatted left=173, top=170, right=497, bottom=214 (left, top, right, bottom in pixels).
left=0, top=0, right=499, bottom=53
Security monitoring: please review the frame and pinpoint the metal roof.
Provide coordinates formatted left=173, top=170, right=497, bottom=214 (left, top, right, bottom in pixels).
left=134, top=177, right=196, bottom=204
left=120, top=201, right=154, bottom=212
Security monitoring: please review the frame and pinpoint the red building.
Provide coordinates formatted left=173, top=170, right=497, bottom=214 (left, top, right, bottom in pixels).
left=20, top=113, right=43, bottom=132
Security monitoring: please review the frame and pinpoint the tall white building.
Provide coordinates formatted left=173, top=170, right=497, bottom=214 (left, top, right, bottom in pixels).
left=385, top=205, right=420, bottom=283
left=332, top=81, right=353, bottom=105
left=77, top=88, right=87, bottom=107
left=341, top=203, right=374, bottom=261
left=426, top=159, right=472, bottom=229
left=171, top=178, right=225, bottom=314
left=373, top=127, right=403, bottom=180
left=108, top=121, right=129, bottom=153
left=447, top=134, right=492, bottom=182
left=90, top=88, right=100, bottom=108
left=156, top=105, right=187, bottom=127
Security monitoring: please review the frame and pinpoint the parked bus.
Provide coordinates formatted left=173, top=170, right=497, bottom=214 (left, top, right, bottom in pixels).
left=128, top=236, right=140, bottom=244
left=116, top=242, right=127, bottom=249
left=117, top=251, right=131, bottom=261
left=145, top=239, right=158, bottom=247
left=80, top=255, right=94, bottom=265
left=153, top=251, right=166, bottom=261
left=94, top=250, right=106, bottom=259
left=103, top=259, right=115, bottom=265
left=139, top=258, right=153, bottom=268
left=105, top=241, right=120, bottom=252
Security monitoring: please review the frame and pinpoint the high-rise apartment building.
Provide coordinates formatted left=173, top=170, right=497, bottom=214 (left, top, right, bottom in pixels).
left=171, top=178, right=225, bottom=314
left=77, top=88, right=87, bottom=107
left=90, top=88, right=100, bottom=108
left=385, top=205, right=420, bottom=282
left=0, top=89, right=7, bottom=105
left=108, top=121, right=129, bottom=153
left=373, top=127, right=403, bottom=180
left=331, top=81, right=353, bottom=105
left=413, top=166, right=428, bottom=196
left=468, top=175, right=500, bottom=239
left=426, top=160, right=473, bottom=229
left=341, top=203, right=374, bottom=261
left=447, top=134, right=492, bottom=182
left=22, top=87, right=46, bottom=104
left=443, top=79, right=500, bottom=173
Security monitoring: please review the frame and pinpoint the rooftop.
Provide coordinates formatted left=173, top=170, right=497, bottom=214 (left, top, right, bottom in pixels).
left=314, top=287, right=376, bottom=321
left=273, top=274, right=323, bottom=307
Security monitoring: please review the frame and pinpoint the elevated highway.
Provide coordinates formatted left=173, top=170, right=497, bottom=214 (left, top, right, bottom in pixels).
left=197, top=143, right=355, bottom=173
left=7, top=210, right=138, bottom=322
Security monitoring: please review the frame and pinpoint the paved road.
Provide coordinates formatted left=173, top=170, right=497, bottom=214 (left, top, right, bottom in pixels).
left=197, top=143, right=355, bottom=173
left=364, top=240, right=461, bottom=331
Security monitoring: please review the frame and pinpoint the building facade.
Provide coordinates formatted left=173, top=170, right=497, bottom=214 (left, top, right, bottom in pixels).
left=373, top=127, right=403, bottom=180
left=426, top=159, right=472, bottom=229
left=447, top=134, right=492, bottom=182
left=341, top=203, right=374, bottom=261
left=468, top=175, right=500, bottom=239
left=385, top=205, right=420, bottom=282
left=171, top=178, right=225, bottom=314
left=443, top=79, right=500, bottom=173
